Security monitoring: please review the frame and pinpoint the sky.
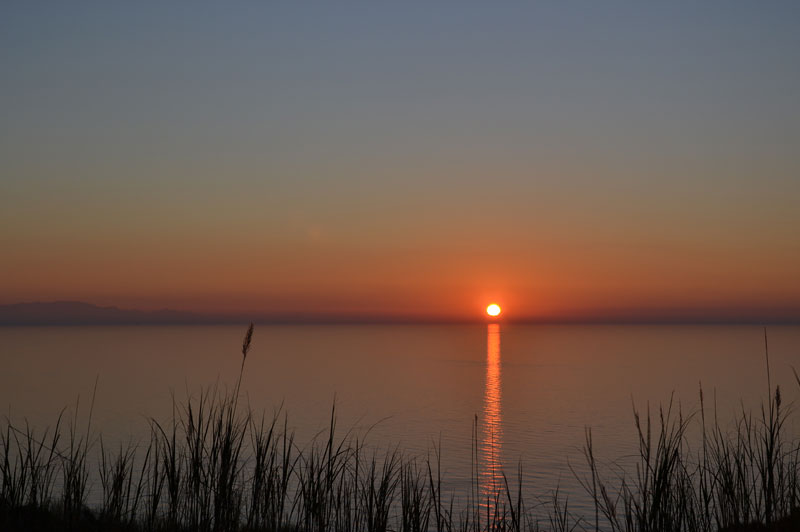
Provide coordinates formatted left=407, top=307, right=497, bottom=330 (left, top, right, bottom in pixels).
left=2, top=2, right=800, bottom=321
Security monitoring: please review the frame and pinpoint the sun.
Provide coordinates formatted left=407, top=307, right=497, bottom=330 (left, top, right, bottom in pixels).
left=486, top=303, right=502, bottom=317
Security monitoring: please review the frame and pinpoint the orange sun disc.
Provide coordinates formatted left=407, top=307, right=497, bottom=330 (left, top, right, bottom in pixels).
left=486, top=304, right=502, bottom=317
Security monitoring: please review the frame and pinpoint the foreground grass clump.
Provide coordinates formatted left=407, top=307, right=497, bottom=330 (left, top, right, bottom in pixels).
left=577, top=332, right=800, bottom=532
left=1, top=325, right=799, bottom=531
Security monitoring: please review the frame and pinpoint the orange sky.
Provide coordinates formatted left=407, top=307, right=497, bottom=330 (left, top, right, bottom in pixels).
left=2, top=4, right=800, bottom=321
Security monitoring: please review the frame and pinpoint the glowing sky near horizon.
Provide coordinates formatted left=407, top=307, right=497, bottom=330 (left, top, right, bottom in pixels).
left=2, top=3, right=800, bottom=319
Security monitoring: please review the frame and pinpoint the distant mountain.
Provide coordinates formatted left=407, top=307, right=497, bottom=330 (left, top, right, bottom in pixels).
left=0, top=301, right=202, bottom=325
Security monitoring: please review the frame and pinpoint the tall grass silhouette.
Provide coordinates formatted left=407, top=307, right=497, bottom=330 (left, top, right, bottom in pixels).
left=1, top=324, right=799, bottom=531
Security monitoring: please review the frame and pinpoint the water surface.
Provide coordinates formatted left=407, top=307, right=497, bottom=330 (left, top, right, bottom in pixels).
left=2, top=324, right=799, bottom=515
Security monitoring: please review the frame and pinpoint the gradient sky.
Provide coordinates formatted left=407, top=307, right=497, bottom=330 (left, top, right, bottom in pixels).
left=2, top=2, right=799, bottom=320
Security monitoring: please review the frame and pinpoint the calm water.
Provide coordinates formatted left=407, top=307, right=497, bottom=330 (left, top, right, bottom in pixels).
left=2, top=324, right=799, bottom=516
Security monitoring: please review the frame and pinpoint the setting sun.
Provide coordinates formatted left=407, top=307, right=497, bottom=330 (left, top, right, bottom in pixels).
left=486, top=303, right=502, bottom=317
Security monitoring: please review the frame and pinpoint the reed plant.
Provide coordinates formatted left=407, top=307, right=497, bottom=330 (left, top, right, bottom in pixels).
left=577, top=330, right=800, bottom=532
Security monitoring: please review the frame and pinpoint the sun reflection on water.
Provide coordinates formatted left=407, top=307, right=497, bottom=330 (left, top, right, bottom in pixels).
left=481, top=322, right=503, bottom=504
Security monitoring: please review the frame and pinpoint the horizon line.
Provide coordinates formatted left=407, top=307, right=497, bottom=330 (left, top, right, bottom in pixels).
left=1, top=300, right=799, bottom=326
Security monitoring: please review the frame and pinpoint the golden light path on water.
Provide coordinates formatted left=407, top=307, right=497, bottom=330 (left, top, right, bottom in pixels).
left=481, top=322, right=503, bottom=505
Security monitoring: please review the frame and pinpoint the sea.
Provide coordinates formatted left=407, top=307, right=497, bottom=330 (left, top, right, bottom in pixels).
left=2, top=324, right=799, bottom=519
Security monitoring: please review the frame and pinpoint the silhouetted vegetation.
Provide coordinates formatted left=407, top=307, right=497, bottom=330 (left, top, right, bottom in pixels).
left=1, top=325, right=799, bottom=531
